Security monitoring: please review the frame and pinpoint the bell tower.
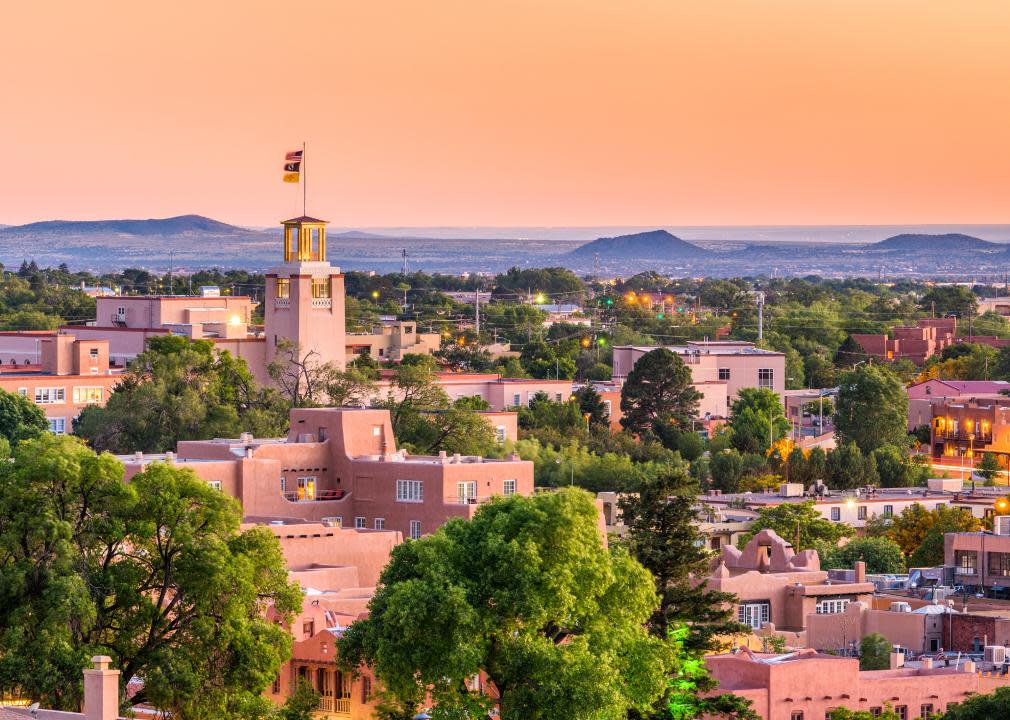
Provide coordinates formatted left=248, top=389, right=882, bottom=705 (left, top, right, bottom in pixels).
left=264, top=215, right=346, bottom=370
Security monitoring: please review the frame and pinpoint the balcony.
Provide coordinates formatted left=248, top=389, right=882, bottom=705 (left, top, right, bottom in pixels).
left=110, top=313, right=127, bottom=327
left=274, top=298, right=290, bottom=308
left=311, top=297, right=332, bottom=309
left=935, top=431, right=993, bottom=445
left=318, top=697, right=350, bottom=714
left=281, top=489, right=345, bottom=503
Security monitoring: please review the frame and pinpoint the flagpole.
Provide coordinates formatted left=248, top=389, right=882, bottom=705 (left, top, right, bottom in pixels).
left=302, top=141, right=307, bottom=217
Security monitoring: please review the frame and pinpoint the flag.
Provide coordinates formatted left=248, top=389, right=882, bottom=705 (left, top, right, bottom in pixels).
left=282, top=173, right=300, bottom=183
left=284, top=161, right=301, bottom=172
left=285, top=150, right=303, bottom=161
left=283, top=149, right=302, bottom=183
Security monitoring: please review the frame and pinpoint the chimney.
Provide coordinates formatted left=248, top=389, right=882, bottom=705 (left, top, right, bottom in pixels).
left=164, top=451, right=175, bottom=464
left=889, top=649, right=905, bottom=669
left=922, top=657, right=934, bottom=669
left=855, top=560, right=866, bottom=584
left=83, top=655, right=120, bottom=720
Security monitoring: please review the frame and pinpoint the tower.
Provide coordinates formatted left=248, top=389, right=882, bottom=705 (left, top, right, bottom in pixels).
left=264, top=216, right=346, bottom=369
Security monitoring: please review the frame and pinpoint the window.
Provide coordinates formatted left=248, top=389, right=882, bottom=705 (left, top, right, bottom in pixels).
left=374, top=518, right=385, bottom=530
left=409, top=520, right=422, bottom=540
left=116, top=306, right=126, bottom=317
left=48, top=417, right=66, bottom=434
left=858, top=506, right=867, bottom=520
left=503, top=479, right=517, bottom=496
left=883, top=504, right=894, bottom=517
left=207, top=481, right=222, bottom=491
left=719, top=368, right=731, bottom=381
left=955, top=550, right=978, bottom=575
left=17, top=388, right=27, bottom=397
left=272, top=675, right=281, bottom=694
left=555, top=393, right=563, bottom=402
left=361, top=676, right=372, bottom=703
left=737, top=602, right=770, bottom=629
left=322, top=516, right=342, bottom=528
left=311, top=278, right=330, bottom=298
left=831, top=507, right=841, bottom=521
left=34, top=387, right=66, bottom=404
left=90, top=367, right=100, bottom=375
left=989, top=552, right=1010, bottom=577
left=895, top=706, right=907, bottom=720
left=372, top=425, right=382, bottom=437
left=603, top=400, right=612, bottom=418
left=758, top=368, right=774, bottom=389
left=355, top=517, right=366, bottom=529
left=296, top=476, right=316, bottom=501
left=302, top=621, right=314, bottom=639
left=275, top=278, right=290, bottom=299
left=816, top=599, right=850, bottom=614
left=457, top=481, right=478, bottom=504
left=495, top=426, right=507, bottom=443
left=791, top=713, right=804, bottom=720
left=396, top=479, right=423, bottom=503
left=920, top=704, right=934, bottom=719
left=73, top=386, right=104, bottom=404
left=89, top=347, right=99, bottom=359
left=869, top=709, right=882, bottom=718
left=512, top=393, right=521, bottom=407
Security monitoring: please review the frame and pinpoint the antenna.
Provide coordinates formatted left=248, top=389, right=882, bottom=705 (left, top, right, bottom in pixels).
left=402, top=248, right=408, bottom=276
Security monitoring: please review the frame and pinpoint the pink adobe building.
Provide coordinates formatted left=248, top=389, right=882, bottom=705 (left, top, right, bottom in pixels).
left=706, top=646, right=1009, bottom=720
left=0, top=332, right=121, bottom=434
left=851, top=318, right=958, bottom=365
left=907, top=379, right=1010, bottom=430
left=707, top=530, right=874, bottom=644
left=121, top=406, right=533, bottom=540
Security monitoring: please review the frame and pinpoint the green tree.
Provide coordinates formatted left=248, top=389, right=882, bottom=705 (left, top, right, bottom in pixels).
left=908, top=505, right=982, bottom=567
left=939, top=685, right=1010, bottom=719
left=337, top=489, right=673, bottom=720
left=75, top=336, right=288, bottom=453
left=977, top=452, right=1003, bottom=484
left=728, top=388, right=791, bottom=454
left=824, top=537, right=906, bottom=574
left=828, top=706, right=901, bottom=720
left=621, top=349, right=701, bottom=438
left=619, top=465, right=740, bottom=651
left=0, top=387, right=48, bottom=445
left=665, top=625, right=759, bottom=720
left=738, top=501, right=853, bottom=557
left=918, top=286, right=978, bottom=317
left=276, top=681, right=321, bottom=720
left=826, top=443, right=879, bottom=490
left=873, top=444, right=928, bottom=488
left=574, top=383, right=609, bottom=431
left=859, top=633, right=891, bottom=670
left=710, top=449, right=744, bottom=493
left=0, top=435, right=302, bottom=716
left=834, top=364, right=909, bottom=454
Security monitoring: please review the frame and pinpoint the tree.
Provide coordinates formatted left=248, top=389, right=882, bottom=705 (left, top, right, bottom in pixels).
left=75, top=336, right=288, bottom=453
left=828, top=706, right=901, bottom=720
left=940, top=685, right=1010, bottom=719
left=918, top=286, right=978, bottom=318
left=337, top=489, right=672, bottom=720
left=738, top=501, right=853, bottom=557
left=873, top=444, right=928, bottom=488
left=435, top=333, right=495, bottom=372
left=621, top=349, right=701, bottom=438
left=0, top=388, right=48, bottom=445
left=574, top=383, right=610, bottom=431
left=619, top=465, right=740, bottom=651
left=710, top=449, right=744, bottom=493
left=859, top=633, right=891, bottom=670
left=728, top=388, right=791, bottom=454
left=826, top=443, right=878, bottom=490
left=276, top=681, right=321, bottom=720
left=267, top=338, right=340, bottom=407
left=0, top=435, right=302, bottom=716
left=325, top=366, right=379, bottom=407
left=824, top=537, right=906, bottom=574
left=665, top=625, right=759, bottom=720
left=908, top=505, right=982, bottom=567
left=834, top=364, right=909, bottom=454
left=977, top=452, right=1003, bottom=484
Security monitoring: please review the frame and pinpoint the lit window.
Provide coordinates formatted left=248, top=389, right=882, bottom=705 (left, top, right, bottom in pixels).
left=396, top=479, right=423, bottom=503
left=409, top=520, right=422, bottom=540
left=73, top=387, right=104, bottom=404
left=275, top=279, right=290, bottom=299
left=207, top=481, right=222, bottom=491
left=503, top=479, right=517, bottom=496
left=311, top=279, right=330, bottom=298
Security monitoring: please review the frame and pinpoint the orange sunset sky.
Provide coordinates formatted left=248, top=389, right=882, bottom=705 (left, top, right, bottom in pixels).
left=2, top=0, right=1009, bottom=228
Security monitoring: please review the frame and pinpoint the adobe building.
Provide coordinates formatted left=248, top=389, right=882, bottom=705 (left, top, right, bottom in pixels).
left=929, top=396, right=1010, bottom=468
left=908, top=379, right=1010, bottom=431
left=0, top=656, right=130, bottom=720
left=945, top=528, right=1010, bottom=598
left=346, top=320, right=441, bottom=362
left=611, top=341, right=785, bottom=412
left=707, top=646, right=1009, bottom=720
left=0, top=333, right=121, bottom=434
left=706, top=529, right=874, bottom=644
left=806, top=600, right=954, bottom=655
left=120, top=406, right=534, bottom=540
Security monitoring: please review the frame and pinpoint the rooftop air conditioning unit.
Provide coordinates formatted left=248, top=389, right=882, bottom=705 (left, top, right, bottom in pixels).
left=995, top=515, right=1010, bottom=536
left=889, top=602, right=912, bottom=613
left=984, top=645, right=1006, bottom=665
left=199, top=286, right=221, bottom=297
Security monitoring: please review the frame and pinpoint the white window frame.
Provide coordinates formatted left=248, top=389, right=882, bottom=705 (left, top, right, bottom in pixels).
left=409, top=520, right=422, bottom=540
left=374, top=518, right=385, bottom=530
left=758, top=368, right=774, bottom=389
left=207, top=481, right=222, bottom=491
left=816, top=599, right=850, bottom=614
left=737, top=602, right=770, bottom=629
left=457, top=481, right=478, bottom=504
left=355, top=516, right=366, bottom=529
left=73, top=386, right=104, bottom=404
left=34, top=387, right=66, bottom=405
left=48, top=417, right=66, bottom=434
left=495, top=426, right=507, bottom=443
left=396, top=479, right=423, bottom=503
left=512, top=393, right=521, bottom=407
left=503, top=479, right=517, bottom=496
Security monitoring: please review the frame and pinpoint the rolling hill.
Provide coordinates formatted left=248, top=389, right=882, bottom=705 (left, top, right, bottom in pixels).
left=867, top=233, right=1002, bottom=252
left=568, top=229, right=709, bottom=260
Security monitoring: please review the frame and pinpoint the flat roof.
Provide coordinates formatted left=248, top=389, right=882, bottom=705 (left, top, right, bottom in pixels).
left=616, top=344, right=784, bottom=356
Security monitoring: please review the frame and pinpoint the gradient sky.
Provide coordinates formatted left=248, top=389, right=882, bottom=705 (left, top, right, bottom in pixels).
left=3, top=0, right=1010, bottom=227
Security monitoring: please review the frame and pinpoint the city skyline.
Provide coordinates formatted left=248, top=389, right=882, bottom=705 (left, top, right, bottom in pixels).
left=4, top=0, right=1010, bottom=228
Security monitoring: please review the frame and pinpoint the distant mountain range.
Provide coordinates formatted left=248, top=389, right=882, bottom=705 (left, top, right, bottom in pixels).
left=0, top=215, right=1008, bottom=276
left=567, top=229, right=708, bottom=260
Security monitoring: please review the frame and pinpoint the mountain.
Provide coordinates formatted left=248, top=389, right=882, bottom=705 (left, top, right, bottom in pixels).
left=867, top=233, right=1002, bottom=252
left=0, top=214, right=249, bottom=237
left=568, top=229, right=709, bottom=260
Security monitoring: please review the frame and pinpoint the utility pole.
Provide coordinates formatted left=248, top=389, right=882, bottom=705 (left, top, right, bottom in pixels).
left=752, top=291, right=765, bottom=341
left=474, top=286, right=480, bottom=337
left=401, top=248, right=408, bottom=276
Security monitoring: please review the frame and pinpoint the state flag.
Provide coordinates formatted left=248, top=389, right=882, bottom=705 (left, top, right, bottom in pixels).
left=282, top=173, right=300, bottom=183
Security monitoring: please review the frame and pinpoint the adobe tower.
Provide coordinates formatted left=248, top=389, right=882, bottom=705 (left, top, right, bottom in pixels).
left=264, top=216, right=346, bottom=369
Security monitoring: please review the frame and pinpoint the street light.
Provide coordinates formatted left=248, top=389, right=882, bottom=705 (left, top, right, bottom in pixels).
left=556, top=457, right=574, bottom=486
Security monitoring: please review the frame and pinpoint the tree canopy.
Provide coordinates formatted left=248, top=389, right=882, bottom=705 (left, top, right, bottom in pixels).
left=0, top=435, right=302, bottom=717
left=620, top=349, right=701, bottom=440
left=738, top=501, right=853, bottom=557
left=834, top=364, right=909, bottom=455
left=728, top=388, right=791, bottom=454
left=824, top=537, right=906, bottom=574
left=0, top=388, right=48, bottom=446
left=337, top=488, right=673, bottom=720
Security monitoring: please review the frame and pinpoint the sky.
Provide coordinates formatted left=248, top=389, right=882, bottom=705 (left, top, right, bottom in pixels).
left=2, top=0, right=1010, bottom=228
